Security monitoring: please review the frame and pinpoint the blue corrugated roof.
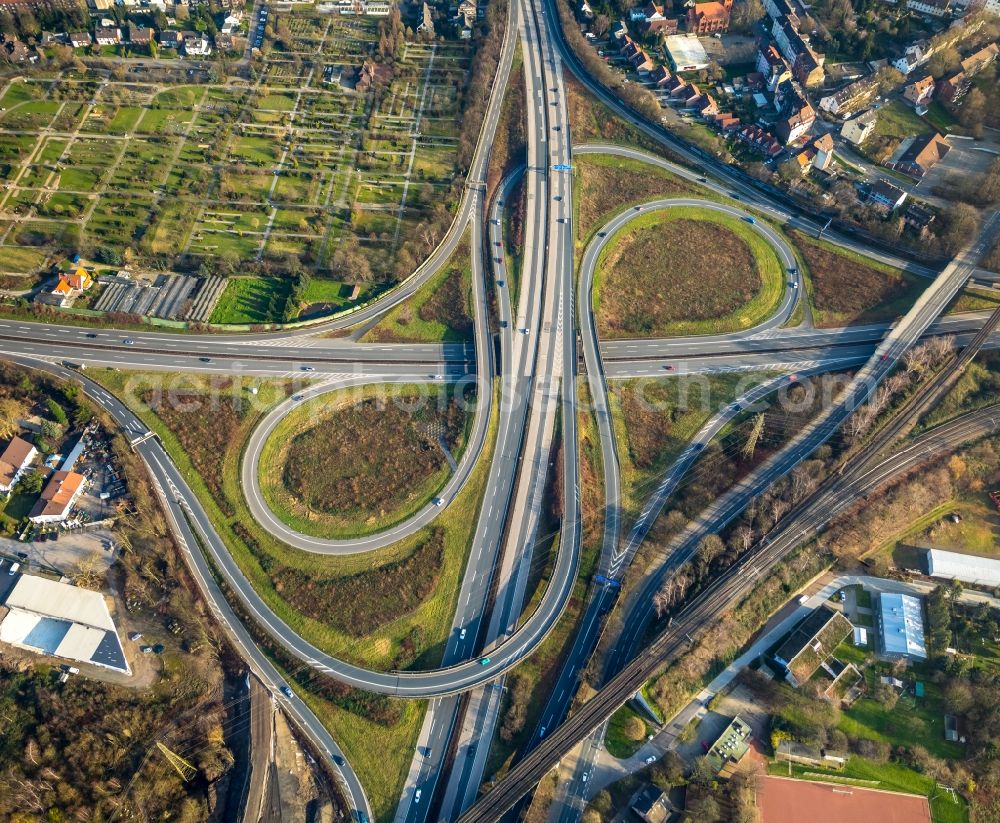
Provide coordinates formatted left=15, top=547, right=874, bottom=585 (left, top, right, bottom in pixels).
left=879, top=592, right=927, bottom=659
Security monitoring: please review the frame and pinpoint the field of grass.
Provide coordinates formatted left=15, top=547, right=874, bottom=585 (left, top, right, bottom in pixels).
left=947, top=287, right=1000, bottom=315
left=362, top=235, right=473, bottom=343
left=874, top=100, right=935, bottom=142
left=594, top=207, right=784, bottom=338
left=790, top=230, right=923, bottom=327
left=0, top=246, right=47, bottom=274
left=605, top=704, right=652, bottom=759
left=257, top=384, right=472, bottom=539
left=209, top=278, right=292, bottom=325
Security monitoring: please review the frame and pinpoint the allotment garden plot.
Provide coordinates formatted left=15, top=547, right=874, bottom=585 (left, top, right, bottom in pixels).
left=0, top=16, right=473, bottom=322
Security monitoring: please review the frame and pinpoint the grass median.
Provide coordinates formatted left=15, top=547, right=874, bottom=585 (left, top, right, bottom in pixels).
left=593, top=207, right=785, bottom=338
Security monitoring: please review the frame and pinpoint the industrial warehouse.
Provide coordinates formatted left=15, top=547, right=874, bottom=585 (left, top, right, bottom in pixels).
left=0, top=572, right=129, bottom=674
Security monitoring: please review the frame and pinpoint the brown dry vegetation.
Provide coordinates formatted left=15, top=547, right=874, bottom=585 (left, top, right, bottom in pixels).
left=272, top=529, right=444, bottom=639
left=564, top=71, right=664, bottom=154
left=281, top=394, right=466, bottom=519
left=575, top=155, right=698, bottom=246
left=792, top=230, right=922, bottom=327
left=983, top=236, right=1000, bottom=274
left=597, top=220, right=758, bottom=337
left=487, top=56, right=526, bottom=194
left=143, top=380, right=268, bottom=517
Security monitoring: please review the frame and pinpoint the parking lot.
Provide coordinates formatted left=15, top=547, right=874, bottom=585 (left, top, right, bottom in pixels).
left=915, top=136, right=1000, bottom=194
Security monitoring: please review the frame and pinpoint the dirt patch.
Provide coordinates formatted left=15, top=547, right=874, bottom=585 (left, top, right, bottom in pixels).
left=598, top=219, right=759, bottom=337
left=144, top=384, right=248, bottom=516
left=279, top=393, right=468, bottom=521
left=792, top=230, right=920, bottom=327
left=565, top=72, right=664, bottom=154
left=271, top=529, right=444, bottom=637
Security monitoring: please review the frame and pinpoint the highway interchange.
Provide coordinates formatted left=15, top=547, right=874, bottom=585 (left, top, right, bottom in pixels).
left=4, top=0, right=1000, bottom=819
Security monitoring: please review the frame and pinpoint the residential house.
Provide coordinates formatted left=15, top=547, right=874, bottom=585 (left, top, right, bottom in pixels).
left=818, top=76, right=878, bottom=116
left=840, top=108, right=878, bottom=144
left=812, top=132, right=835, bottom=170
left=903, top=74, right=935, bottom=107
left=886, top=132, right=950, bottom=178
left=159, top=30, right=183, bottom=49
left=772, top=17, right=824, bottom=86
left=775, top=102, right=815, bottom=143
left=893, top=39, right=932, bottom=74
left=712, top=110, right=741, bottom=131
left=631, top=786, right=673, bottom=823
left=757, top=44, right=791, bottom=92
left=763, top=0, right=800, bottom=23
left=48, top=267, right=94, bottom=306
left=28, top=470, right=85, bottom=524
left=579, top=0, right=594, bottom=19
left=687, top=0, right=732, bottom=33
left=688, top=89, right=719, bottom=116
left=936, top=71, right=968, bottom=104
left=629, top=48, right=655, bottom=72
left=610, top=19, right=629, bottom=40
left=868, top=178, right=908, bottom=211
left=184, top=33, right=211, bottom=56
left=128, top=25, right=154, bottom=44
left=0, top=436, right=37, bottom=494
left=960, top=42, right=999, bottom=76
left=221, top=14, right=242, bottom=34
left=640, top=2, right=677, bottom=34
left=417, top=1, right=434, bottom=34
left=68, top=31, right=92, bottom=47
left=735, top=124, right=783, bottom=158
left=94, top=26, right=121, bottom=46
left=904, top=202, right=936, bottom=236
left=649, top=64, right=672, bottom=86
left=906, top=0, right=951, bottom=16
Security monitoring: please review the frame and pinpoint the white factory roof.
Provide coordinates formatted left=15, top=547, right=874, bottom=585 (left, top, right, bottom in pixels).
left=927, top=548, right=1000, bottom=587
left=4, top=574, right=115, bottom=630
left=665, top=35, right=710, bottom=71
left=878, top=592, right=927, bottom=659
left=0, top=575, right=129, bottom=673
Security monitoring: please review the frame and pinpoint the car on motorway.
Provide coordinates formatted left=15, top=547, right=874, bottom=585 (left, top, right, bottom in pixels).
left=432, top=497, right=445, bottom=507
left=519, top=328, right=529, bottom=335
left=200, top=357, right=212, bottom=363
left=581, top=773, right=589, bottom=783
left=500, top=320, right=508, bottom=328
left=742, top=216, right=756, bottom=224
left=86, top=333, right=97, bottom=338
left=697, top=176, right=707, bottom=182
left=732, top=403, right=742, bottom=412
left=554, top=195, right=562, bottom=201
left=497, top=280, right=505, bottom=287
left=301, top=365, right=315, bottom=371
left=633, top=205, right=641, bottom=210
left=495, top=240, right=502, bottom=246
left=597, top=231, right=607, bottom=237
left=663, top=364, right=674, bottom=371
left=539, top=726, right=546, bottom=738
left=495, top=257, right=502, bottom=264
left=280, top=685, right=294, bottom=699
left=459, top=628, right=467, bottom=640
left=788, top=267, right=797, bottom=274
left=557, top=217, right=566, bottom=223
left=553, top=125, right=561, bottom=131
left=123, top=338, right=135, bottom=345
left=9, top=562, right=20, bottom=575
left=479, top=657, right=491, bottom=665
left=292, top=395, right=303, bottom=401
left=333, top=755, right=345, bottom=766
left=790, top=281, right=798, bottom=289
left=414, top=790, right=422, bottom=804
